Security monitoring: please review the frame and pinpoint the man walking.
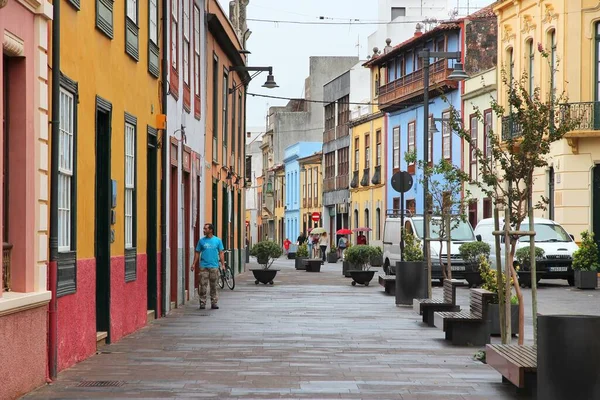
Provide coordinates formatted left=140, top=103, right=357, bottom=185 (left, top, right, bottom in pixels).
left=191, top=223, right=225, bottom=310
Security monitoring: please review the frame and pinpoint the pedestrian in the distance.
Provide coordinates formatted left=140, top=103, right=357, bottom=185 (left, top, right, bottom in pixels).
left=283, top=238, right=291, bottom=254
left=190, top=223, right=225, bottom=310
left=337, top=235, right=347, bottom=259
left=357, top=232, right=367, bottom=245
left=319, top=232, right=328, bottom=263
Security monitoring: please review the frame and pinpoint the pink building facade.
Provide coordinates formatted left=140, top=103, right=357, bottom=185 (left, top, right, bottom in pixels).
left=0, top=0, right=53, bottom=399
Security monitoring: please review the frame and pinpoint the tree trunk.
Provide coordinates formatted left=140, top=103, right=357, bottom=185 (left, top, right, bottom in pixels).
left=528, top=192, right=538, bottom=345
left=508, top=245, right=524, bottom=345
left=494, top=206, right=507, bottom=344
left=446, top=213, right=453, bottom=279
left=503, top=207, right=512, bottom=340
left=439, top=241, right=447, bottom=280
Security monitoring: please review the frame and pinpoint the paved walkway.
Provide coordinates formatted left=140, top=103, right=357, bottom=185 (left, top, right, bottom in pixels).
left=24, top=258, right=600, bottom=399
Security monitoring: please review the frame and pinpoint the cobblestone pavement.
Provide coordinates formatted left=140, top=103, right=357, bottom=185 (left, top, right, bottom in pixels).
left=24, top=258, right=600, bottom=399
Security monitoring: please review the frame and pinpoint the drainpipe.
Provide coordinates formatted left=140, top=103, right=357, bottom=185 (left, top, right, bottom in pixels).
left=48, top=0, right=60, bottom=381
left=160, top=0, right=168, bottom=316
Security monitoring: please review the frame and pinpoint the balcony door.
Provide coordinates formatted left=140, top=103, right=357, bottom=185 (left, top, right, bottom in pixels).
left=593, top=165, right=600, bottom=263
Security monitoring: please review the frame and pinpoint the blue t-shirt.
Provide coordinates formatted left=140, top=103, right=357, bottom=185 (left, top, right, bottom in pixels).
left=196, top=236, right=224, bottom=268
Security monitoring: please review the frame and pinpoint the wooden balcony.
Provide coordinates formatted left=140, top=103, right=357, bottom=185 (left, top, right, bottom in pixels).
left=324, top=177, right=336, bottom=192
left=324, top=128, right=335, bottom=143
left=336, top=124, right=349, bottom=139
left=336, top=174, right=349, bottom=190
left=3, top=243, right=12, bottom=292
left=378, top=59, right=459, bottom=112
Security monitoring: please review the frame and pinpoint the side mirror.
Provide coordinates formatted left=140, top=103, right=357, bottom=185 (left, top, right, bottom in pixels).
left=476, top=234, right=482, bottom=242
left=569, top=234, right=575, bottom=241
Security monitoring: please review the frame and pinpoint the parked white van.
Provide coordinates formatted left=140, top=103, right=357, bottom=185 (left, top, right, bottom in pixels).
left=382, top=212, right=477, bottom=281
left=473, top=217, right=579, bottom=286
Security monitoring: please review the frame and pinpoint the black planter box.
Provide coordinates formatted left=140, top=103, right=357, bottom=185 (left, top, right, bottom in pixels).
left=342, top=261, right=357, bottom=277
left=395, top=261, right=427, bottom=305
left=538, top=315, right=600, bottom=400
left=487, top=303, right=519, bottom=336
left=574, top=270, right=598, bottom=289
left=349, top=270, right=375, bottom=286
left=250, top=269, right=279, bottom=285
left=370, top=255, right=383, bottom=267
left=305, top=259, right=322, bottom=272
left=295, top=257, right=307, bottom=270
left=287, top=252, right=296, bottom=259
left=327, top=253, right=338, bottom=263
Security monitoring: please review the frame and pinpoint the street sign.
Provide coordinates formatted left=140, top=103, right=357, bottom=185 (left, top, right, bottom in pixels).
left=311, top=212, right=321, bottom=222
left=391, top=171, right=413, bottom=193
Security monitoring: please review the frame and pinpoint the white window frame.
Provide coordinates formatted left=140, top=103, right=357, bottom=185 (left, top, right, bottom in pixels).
left=183, top=0, right=190, bottom=85
left=127, top=0, right=137, bottom=24
left=408, top=123, right=415, bottom=165
left=442, top=111, right=451, bottom=160
left=149, top=0, right=158, bottom=44
left=171, top=0, right=178, bottom=69
left=194, top=5, right=201, bottom=97
left=58, top=88, right=75, bottom=252
left=393, top=126, right=400, bottom=169
left=125, top=123, right=135, bottom=249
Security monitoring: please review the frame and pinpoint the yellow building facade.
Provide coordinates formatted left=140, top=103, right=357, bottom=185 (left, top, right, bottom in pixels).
left=349, top=107, right=385, bottom=247
left=54, top=0, right=162, bottom=370
left=298, top=152, right=323, bottom=235
left=494, top=0, right=600, bottom=240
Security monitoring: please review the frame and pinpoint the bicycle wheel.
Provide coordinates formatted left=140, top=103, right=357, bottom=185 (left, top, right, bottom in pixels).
left=225, top=268, right=235, bottom=290
left=217, top=271, right=225, bottom=289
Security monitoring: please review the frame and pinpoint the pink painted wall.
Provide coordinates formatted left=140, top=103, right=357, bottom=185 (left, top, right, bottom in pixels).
left=0, top=0, right=37, bottom=293
left=0, top=307, right=48, bottom=399
left=57, top=258, right=96, bottom=372
left=110, top=254, right=148, bottom=342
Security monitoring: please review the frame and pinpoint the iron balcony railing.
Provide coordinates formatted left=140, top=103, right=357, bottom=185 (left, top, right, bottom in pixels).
left=3, top=243, right=12, bottom=292
left=503, top=102, right=600, bottom=141
left=558, top=101, right=600, bottom=131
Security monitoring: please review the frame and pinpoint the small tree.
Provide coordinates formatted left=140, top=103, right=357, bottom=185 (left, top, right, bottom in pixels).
left=447, top=44, right=581, bottom=345
left=404, top=154, right=472, bottom=284
left=402, top=231, right=424, bottom=262
left=250, top=241, right=283, bottom=269
left=572, top=231, right=600, bottom=272
left=344, top=245, right=378, bottom=270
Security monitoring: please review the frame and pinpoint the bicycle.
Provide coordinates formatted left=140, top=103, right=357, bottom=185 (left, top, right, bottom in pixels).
left=217, top=250, right=235, bottom=290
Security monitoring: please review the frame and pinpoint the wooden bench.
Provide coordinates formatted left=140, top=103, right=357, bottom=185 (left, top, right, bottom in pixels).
left=486, top=344, right=537, bottom=392
left=378, top=275, right=396, bottom=295
left=433, top=288, right=495, bottom=346
left=413, top=279, right=461, bottom=326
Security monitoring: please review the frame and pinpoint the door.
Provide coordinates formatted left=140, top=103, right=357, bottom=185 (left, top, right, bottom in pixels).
left=183, top=171, right=190, bottom=300
left=169, top=166, right=178, bottom=305
left=146, top=132, right=158, bottom=316
left=592, top=166, right=600, bottom=262
left=95, top=104, right=111, bottom=339
left=194, top=176, right=200, bottom=290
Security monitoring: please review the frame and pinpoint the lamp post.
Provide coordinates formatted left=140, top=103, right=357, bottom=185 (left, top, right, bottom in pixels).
left=418, top=49, right=467, bottom=297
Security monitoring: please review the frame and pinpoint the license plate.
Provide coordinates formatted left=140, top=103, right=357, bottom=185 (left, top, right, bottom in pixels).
left=451, top=266, right=465, bottom=271
left=549, top=266, right=568, bottom=272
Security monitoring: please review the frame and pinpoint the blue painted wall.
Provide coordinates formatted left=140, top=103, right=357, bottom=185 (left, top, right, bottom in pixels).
left=386, top=90, right=462, bottom=214
left=284, top=142, right=322, bottom=241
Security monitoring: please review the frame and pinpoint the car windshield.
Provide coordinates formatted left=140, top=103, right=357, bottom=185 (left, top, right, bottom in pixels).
left=518, top=223, right=572, bottom=242
left=413, top=218, right=475, bottom=241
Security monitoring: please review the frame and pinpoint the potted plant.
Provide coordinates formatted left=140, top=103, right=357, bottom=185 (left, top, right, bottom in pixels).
left=344, top=245, right=378, bottom=286
left=249, top=241, right=283, bottom=285
left=327, top=245, right=339, bottom=263
left=572, top=231, right=599, bottom=289
left=459, top=241, right=491, bottom=288
left=514, top=246, right=545, bottom=288
left=295, top=243, right=308, bottom=270
left=370, top=246, right=383, bottom=267
left=478, top=255, right=519, bottom=335
left=395, top=231, right=427, bottom=305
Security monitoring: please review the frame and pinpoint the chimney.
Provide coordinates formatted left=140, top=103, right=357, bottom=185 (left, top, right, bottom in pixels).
left=414, top=23, right=423, bottom=37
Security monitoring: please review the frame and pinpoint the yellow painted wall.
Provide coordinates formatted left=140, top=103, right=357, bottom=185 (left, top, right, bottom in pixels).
left=299, top=158, right=323, bottom=232
left=60, top=2, right=162, bottom=258
left=494, top=0, right=600, bottom=239
left=349, top=114, right=385, bottom=246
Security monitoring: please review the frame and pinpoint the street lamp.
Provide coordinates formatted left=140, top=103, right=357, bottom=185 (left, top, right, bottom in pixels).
left=418, top=49, right=467, bottom=298
left=229, top=66, right=278, bottom=93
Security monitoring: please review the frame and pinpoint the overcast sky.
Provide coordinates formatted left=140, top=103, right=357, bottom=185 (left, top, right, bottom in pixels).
left=217, top=0, right=378, bottom=129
